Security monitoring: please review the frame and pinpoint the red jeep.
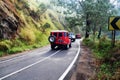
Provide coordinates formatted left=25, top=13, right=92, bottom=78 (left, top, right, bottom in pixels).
left=48, top=30, right=71, bottom=50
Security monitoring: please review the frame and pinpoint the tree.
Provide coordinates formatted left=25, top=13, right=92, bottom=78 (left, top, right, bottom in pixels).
left=78, top=0, right=116, bottom=38
left=29, top=3, right=48, bottom=21
left=42, top=23, right=50, bottom=32
left=38, top=3, right=47, bottom=15
left=50, top=0, right=83, bottom=32
left=51, top=0, right=116, bottom=39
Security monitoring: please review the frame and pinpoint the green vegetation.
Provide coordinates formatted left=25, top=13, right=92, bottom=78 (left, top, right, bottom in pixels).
left=50, top=0, right=120, bottom=79
left=83, top=36, right=120, bottom=79
left=51, top=0, right=117, bottom=37
left=0, top=38, right=48, bottom=57
left=0, top=0, right=67, bottom=57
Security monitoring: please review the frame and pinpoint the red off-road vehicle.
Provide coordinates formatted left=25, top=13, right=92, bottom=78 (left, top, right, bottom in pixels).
left=48, top=30, right=71, bottom=50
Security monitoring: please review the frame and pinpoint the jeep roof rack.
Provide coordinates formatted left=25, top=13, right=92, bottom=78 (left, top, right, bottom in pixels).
left=51, top=30, right=68, bottom=32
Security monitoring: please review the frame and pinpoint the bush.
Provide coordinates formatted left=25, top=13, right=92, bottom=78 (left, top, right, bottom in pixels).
left=93, top=51, right=112, bottom=60
left=19, top=28, right=36, bottom=44
left=97, top=63, right=113, bottom=79
left=116, top=40, right=120, bottom=49
left=83, top=36, right=120, bottom=79
left=83, top=38, right=94, bottom=47
left=0, top=51, right=4, bottom=57
left=98, top=61, right=120, bottom=79
left=42, top=23, right=51, bottom=32
left=0, top=40, right=12, bottom=51
left=8, top=47, right=24, bottom=54
left=32, top=43, right=41, bottom=48
left=12, top=38, right=24, bottom=47
left=98, top=37, right=111, bottom=51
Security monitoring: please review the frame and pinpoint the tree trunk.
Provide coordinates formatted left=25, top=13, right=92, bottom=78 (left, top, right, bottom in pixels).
left=85, top=14, right=90, bottom=38
left=93, top=23, right=96, bottom=41
left=98, top=26, right=101, bottom=39
left=85, top=30, right=89, bottom=38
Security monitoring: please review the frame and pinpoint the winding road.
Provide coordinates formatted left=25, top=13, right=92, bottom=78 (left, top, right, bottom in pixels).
left=0, top=39, right=81, bottom=80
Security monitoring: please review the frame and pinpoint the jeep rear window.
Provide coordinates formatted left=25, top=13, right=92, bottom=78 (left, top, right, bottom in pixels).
left=59, top=33, right=62, bottom=37
left=53, top=33, right=57, bottom=37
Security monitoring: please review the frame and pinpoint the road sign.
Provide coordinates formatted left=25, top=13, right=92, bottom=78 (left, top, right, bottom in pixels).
left=109, top=16, right=120, bottom=30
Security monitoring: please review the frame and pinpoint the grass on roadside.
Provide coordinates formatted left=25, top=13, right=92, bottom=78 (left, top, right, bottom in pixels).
left=83, top=36, right=120, bottom=80
left=0, top=37, right=49, bottom=57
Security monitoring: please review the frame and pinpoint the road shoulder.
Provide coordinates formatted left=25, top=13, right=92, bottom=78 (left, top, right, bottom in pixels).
left=70, top=43, right=96, bottom=80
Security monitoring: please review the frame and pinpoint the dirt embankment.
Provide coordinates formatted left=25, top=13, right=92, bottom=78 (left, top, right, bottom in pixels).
left=71, top=43, right=96, bottom=80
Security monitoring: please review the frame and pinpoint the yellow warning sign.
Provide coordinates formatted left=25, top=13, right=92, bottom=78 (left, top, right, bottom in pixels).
left=109, top=16, right=120, bottom=30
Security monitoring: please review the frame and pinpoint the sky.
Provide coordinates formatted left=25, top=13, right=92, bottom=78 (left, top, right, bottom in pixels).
left=36, top=0, right=117, bottom=4
left=35, top=0, right=120, bottom=9
left=36, top=0, right=50, bottom=4
left=36, top=0, right=118, bottom=5
left=110, top=0, right=117, bottom=4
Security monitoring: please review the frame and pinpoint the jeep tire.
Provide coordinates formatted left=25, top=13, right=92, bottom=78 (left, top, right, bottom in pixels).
left=48, top=36, right=56, bottom=43
left=51, top=45, right=55, bottom=50
left=65, top=44, right=69, bottom=49
left=69, top=43, right=71, bottom=47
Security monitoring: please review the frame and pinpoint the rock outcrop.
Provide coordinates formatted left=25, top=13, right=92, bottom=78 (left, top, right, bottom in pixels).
left=0, top=0, right=21, bottom=39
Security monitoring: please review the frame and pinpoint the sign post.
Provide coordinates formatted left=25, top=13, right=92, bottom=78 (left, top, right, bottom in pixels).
left=111, top=30, right=115, bottom=47
left=109, top=16, right=120, bottom=47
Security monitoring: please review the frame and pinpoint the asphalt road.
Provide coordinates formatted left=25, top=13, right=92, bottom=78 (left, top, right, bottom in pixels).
left=0, top=39, right=81, bottom=80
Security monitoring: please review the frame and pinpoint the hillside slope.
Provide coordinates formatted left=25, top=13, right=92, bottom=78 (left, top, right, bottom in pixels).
left=0, top=0, right=67, bottom=56
left=0, top=0, right=22, bottom=39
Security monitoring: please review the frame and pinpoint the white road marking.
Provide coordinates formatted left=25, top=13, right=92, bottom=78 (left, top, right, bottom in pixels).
left=0, top=50, right=48, bottom=64
left=0, top=50, right=61, bottom=80
left=58, top=40, right=81, bottom=80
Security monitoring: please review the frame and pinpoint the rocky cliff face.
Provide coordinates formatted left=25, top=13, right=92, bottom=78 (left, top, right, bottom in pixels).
left=0, top=0, right=66, bottom=41
left=0, top=0, right=21, bottom=39
left=0, top=0, right=68, bottom=55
